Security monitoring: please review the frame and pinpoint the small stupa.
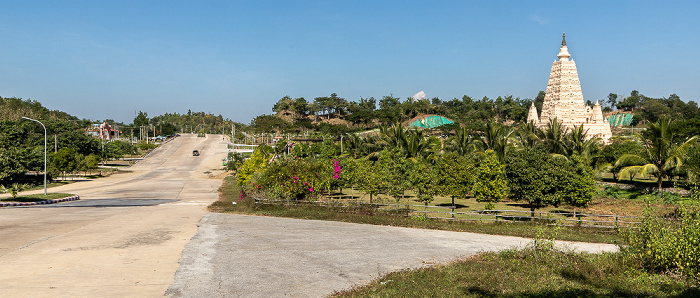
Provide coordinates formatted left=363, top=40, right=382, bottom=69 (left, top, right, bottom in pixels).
left=527, top=33, right=612, bottom=143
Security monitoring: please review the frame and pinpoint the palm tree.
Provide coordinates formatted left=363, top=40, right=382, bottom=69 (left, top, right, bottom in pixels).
left=1, top=183, right=30, bottom=200
left=404, top=129, right=429, bottom=159
left=475, top=121, right=513, bottom=162
left=567, top=125, right=601, bottom=162
left=379, top=123, right=408, bottom=151
left=446, top=127, right=476, bottom=156
left=343, top=134, right=364, bottom=159
left=539, top=118, right=569, bottom=156
left=615, top=117, right=698, bottom=191
left=515, top=122, right=541, bottom=150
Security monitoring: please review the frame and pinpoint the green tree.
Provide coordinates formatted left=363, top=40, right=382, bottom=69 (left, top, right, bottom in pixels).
left=607, top=93, right=618, bottom=109
left=291, top=143, right=311, bottom=158
left=380, top=150, right=411, bottom=208
left=435, top=152, right=476, bottom=207
left=236, top=147, right=269, bottom=186
left=340, top=157, right=363, bottom=200
left=600, top=136, right=645, bottom=180
left=515, top=122, right=541, bottom=150
left=355, top=158, right=387, bottom=205
left=133, top=111, right=149, bottom=126
left=506, top=149, right=595, bottom=217
left=52, top=147, right=78, bottom=180
left=539, top=118, right=569, bottom=156
left=616, top=117, right=699, bottom=191
left=250, top=114, right=290, bottom=133
left=471, top=151, right=507, bottom=204
left=84, top=154, right=99, bottom=175
left=505, top=149, right=564, bottom=216
left=475, top=122, right=513, bottom=163
left=561, top=155, right=597, bottom=207
left=410, top=157, right=438, bottom=209
left=272, top=95, right=294, bottom=114
left=293, top=97, right=308, bottom=118
left=616, top=90, right=643, bottom=111
left=446, top=127, right=476, bottom=156
left=0, top=147, right=27, bottom=182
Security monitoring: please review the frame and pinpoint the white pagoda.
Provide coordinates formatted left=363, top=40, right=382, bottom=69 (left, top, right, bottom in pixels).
left=527, top=33, right=612, bottom=143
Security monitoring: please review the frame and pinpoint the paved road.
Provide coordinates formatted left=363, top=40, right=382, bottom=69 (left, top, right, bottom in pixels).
left=166, top=214, right=618, bottom=297
left=0, top=133, right=619, bottom=297
left=0, top=134, right=228, bottom=297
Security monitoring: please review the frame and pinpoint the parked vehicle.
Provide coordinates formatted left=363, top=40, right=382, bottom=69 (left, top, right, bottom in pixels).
left=192, top=150, right=200, bottom=156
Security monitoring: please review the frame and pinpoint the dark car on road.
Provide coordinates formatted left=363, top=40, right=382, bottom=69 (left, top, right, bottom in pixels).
left=192, top=150, right=199, bottom=156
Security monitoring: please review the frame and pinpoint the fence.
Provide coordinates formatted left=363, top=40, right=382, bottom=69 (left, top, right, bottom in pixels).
left=253, top=198, right=641, bottom=229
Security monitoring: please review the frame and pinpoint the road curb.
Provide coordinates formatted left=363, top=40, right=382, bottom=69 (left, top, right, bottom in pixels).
left=0, top=195, right=80, bottom=207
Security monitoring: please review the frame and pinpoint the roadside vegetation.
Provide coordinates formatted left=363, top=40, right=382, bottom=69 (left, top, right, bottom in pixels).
left=332, top=248, right=699, bottom=297
left=5, top=90, right=700, bottom=293
left=213, top=177, right=621, bottom=244
left=215, top=177, right=700, bottom=296
left=213, top=94, right=700, bottom=295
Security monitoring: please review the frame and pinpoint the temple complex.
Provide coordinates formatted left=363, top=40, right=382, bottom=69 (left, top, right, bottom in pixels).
left=527, top=33, right=612, bottom=143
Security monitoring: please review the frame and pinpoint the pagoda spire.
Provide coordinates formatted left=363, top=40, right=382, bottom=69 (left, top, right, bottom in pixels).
left=539, top=33, right=611, bottom=143
left=557, top=32, right=571, bottom=61
left=561, top=32, right=566, bottom=46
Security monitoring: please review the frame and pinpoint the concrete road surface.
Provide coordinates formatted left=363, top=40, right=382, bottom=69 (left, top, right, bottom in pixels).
left=0, top=133, right=619, bottom=297
left=0, top=134, right=228, bottom=297
left=166, top=214, right=618, bottom=298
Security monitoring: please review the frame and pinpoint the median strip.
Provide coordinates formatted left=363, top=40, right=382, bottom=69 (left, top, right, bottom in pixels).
left=0, top=195, right=80, bottom=207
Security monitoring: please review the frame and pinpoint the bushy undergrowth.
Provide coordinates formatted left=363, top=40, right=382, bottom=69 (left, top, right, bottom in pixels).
left=333, top=249, right=699, bottom=297
left=623, top=205, right=700, bottom=279
left=212, top=176, right=623, bottom=244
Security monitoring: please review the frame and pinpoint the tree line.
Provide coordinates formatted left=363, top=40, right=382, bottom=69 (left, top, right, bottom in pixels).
left=234, top=116, right=700, bottom=215
left=252, top=90, right=700, bottom=140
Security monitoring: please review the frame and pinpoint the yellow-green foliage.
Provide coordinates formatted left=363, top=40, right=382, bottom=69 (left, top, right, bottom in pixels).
left=472, top=151, right=507, bottom=203
left=256, top=157, right=332, bottom=201
left=625, top=205, right=700, bottom=277
left=0, top=183, right=30, bottom=199
left=236, top=149, right=268, bottom=186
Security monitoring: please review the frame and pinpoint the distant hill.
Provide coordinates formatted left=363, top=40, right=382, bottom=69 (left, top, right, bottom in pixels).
left=0, top=96, right=78, bottom=121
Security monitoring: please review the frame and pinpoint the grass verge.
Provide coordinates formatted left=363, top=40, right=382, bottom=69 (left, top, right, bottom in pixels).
left=211, top=176, right=623, bottom=244
left=332, top=249, right=699, bottom=297
left=212, top=176, right=699, bottom=296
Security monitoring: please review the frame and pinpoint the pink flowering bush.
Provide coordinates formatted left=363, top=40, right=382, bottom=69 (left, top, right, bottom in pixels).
left=256, top=157, right=335, bottom=201
left=333, top=159, right=341, bottom=180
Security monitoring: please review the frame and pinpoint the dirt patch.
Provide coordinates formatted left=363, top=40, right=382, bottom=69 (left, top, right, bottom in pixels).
left=213, top=171, right=233, bottom=179
left=113, top=229, right=174, bottom=249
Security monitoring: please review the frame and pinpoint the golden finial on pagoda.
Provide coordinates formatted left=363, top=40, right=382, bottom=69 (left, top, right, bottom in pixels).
left=562, top=32, right=566, bottom=46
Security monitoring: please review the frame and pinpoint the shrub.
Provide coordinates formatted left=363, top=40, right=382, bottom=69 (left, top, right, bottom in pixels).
left=1, top=183, right=30, bottom=200
left=136, top=141, right=157, bottom=151
left=624, top=205, right=700, bottom=278
left=255, top=157, right=334, bottom=201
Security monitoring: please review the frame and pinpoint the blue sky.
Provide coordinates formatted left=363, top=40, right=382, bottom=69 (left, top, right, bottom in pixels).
left=1, top=1, right=698, bottom=124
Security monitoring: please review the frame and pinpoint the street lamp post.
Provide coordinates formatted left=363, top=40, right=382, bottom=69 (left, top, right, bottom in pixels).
left=21, top=117, right=47, bottom=195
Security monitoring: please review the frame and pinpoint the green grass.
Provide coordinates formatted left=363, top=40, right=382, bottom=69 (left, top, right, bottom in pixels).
left=1, top=193, right=76, bottom=202
left=26, top=181, right=72, bottom=191
left=213, top=177, right=700, bottom=296
left=332, top=249, right=699, bottom=297
left=212, top=177, right=623, bottom=244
